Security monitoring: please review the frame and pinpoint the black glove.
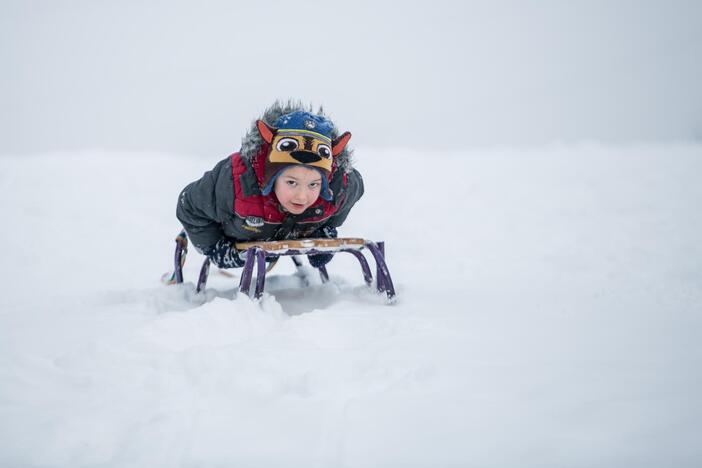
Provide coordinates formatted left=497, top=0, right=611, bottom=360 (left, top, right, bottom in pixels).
left=204, top=238, right=246, bottom=269
left=308, top=226, right=337, bottom=268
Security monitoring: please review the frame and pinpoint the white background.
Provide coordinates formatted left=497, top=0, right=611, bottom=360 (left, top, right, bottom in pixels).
left=2, top=0, right=701, bottom=156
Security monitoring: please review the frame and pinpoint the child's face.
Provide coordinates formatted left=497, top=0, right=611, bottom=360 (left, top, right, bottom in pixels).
left=273, top=166, right=323, bottom=214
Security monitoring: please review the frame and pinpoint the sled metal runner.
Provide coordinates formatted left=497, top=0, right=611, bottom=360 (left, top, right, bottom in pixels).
left=171, top=235, right=396, bottom=302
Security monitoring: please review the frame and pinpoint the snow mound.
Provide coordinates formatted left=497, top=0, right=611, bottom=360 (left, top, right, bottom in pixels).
left=1, top=144, right=701, bottom=467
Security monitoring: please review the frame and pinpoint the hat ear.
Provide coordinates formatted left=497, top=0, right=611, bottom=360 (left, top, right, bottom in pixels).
left=256, top=120, right=275, bottom=144
left=332, top=131, right=352, bottom=156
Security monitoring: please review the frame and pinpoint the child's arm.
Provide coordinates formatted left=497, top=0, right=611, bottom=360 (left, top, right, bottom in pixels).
left=306, top=169, right=364, bottom=268
left=326, top=168, right=365, bottom=229
left=175, top=157, right=234, bottom=256
left=176, top=184, right=224, bottom=253
left=177, top=180, right=246, bottom=268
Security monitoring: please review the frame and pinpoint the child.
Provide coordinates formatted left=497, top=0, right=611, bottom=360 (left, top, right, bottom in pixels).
left=176, top=101, right=364, bottom=269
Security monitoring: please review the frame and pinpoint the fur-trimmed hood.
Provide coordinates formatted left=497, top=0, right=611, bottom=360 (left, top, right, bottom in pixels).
left=239, top=100, right=355, bottom=174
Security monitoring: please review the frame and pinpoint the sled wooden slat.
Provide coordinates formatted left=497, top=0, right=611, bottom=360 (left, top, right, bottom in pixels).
left=235, top=237, right=366, bottom=253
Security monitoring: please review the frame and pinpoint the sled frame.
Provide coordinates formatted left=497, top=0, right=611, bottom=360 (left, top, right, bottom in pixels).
left=172, top=235, right=396, bottom=302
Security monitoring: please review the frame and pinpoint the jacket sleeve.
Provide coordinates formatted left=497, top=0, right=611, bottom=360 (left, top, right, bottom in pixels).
left=176, top=157, right=234, bottom=253
left=304, top=169, right=363, bottom=267
left=325, top=168, right=364, bottom=228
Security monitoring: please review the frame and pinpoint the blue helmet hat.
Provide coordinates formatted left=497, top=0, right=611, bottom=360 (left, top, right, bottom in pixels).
left=274, top=111, right=335, bottom=139
left=259, top=110, right=341, bottom=201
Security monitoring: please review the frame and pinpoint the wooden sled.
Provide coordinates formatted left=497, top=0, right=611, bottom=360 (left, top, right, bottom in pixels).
left=170, top=233, right=396, bottom=303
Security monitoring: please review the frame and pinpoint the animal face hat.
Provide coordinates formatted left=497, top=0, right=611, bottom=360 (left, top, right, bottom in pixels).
left=258, top=110, right=352, bottom=201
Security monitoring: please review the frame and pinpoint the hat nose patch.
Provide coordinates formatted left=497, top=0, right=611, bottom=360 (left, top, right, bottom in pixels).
left=290, top=150, right=322, bottom=164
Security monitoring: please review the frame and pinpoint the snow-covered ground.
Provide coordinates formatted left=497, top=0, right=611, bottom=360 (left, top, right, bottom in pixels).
left=1, top=143, right=701, bottom=467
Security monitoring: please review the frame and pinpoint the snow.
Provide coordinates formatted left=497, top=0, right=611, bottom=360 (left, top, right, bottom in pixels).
left=1, top=144, right=701, bottom=467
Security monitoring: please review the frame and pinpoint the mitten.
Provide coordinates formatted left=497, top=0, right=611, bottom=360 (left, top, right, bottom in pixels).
left=314, top=226, right=338, bottom=239
left=204, top=238, right=246, bottom=269
left=307, top=226, right=337, bottom=268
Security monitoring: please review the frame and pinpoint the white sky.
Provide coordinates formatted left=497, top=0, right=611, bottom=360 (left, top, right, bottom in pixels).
left=2, top=0, right=701, bottom=155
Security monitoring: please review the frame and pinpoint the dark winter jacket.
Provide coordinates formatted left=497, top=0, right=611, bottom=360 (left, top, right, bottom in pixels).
left=176, top=103, right=364, bottom=264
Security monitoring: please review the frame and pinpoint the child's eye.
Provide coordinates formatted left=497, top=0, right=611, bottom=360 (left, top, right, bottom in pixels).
left=309, top=182, right=319, bottom=188
left=286, top=180, right=297, bottom=186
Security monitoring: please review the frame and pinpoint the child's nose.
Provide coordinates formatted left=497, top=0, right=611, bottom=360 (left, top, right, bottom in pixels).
left=293, top=188, right=307, bottom=201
